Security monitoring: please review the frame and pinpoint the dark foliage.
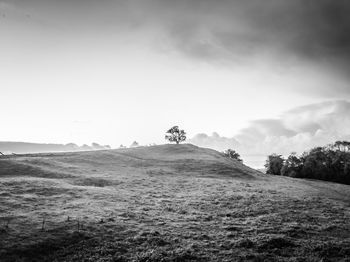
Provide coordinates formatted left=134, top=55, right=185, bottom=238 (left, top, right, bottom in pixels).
left=223, top=149, right=243, bottom=163
left=267, top=141, right=350, bottom=185
left=281, top=152, right=303, bottom=178
left=165, top=126, right=186, bottom=144
left=264, top=154, right=284, bottom=176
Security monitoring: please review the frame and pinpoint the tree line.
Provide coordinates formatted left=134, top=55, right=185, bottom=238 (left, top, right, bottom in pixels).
left=264, top=141, right=350, bottom=185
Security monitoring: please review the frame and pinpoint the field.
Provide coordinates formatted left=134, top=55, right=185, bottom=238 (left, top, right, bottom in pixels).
left=0, top=144, right=350, bottom=261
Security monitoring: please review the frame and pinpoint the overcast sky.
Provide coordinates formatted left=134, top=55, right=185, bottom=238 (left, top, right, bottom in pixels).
left=1, top=0, right=350, bottom=167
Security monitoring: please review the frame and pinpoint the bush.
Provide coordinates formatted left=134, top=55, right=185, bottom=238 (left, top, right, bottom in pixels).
left=223, top=149, right=243, bottom=162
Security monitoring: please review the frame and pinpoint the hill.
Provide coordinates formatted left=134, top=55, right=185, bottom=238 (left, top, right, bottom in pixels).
left=0, top=144, right=349, bottom=261
left=0, top=141, right=110, bottom=155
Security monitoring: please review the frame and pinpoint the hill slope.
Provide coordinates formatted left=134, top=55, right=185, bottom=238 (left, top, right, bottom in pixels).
left=0, top=144, right=260, bottom=182
left=0, top=144, right=350, bottom=261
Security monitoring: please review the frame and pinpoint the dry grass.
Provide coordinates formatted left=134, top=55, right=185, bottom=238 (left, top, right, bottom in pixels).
left=0, top=144, right=349, bottom=261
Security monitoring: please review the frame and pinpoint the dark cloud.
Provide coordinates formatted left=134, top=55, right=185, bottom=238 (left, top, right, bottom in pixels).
left=3, top=0, right=350, bottom=93
left=6, top=0, right=350, bottom=62
left=121, top=0, right=350, bottom=72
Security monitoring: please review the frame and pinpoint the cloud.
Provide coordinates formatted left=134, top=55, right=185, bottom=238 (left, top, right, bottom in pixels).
left=0, top=1, right=15, bottom=10
left=189, top=132, right=240, bottom=151
left=189, top=100, right=350, bottom=167
left=283, top=100, right=350, bottom=137
left=124, top=0, right=350, bottom=77
left=238, top=100, right=350, bottom=154
left=236, top=119, right=297, bottom=142
left=7, top=1, right=350, bottom=68
left=2, top=0, right=350, bottom=98
left=101, top=0, right=350, bottom=95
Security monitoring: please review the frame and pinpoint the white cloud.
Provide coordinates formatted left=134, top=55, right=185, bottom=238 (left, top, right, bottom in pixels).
left=189, top=132, right=240, bottom=151
left=189, top=100, right=350, bottom=168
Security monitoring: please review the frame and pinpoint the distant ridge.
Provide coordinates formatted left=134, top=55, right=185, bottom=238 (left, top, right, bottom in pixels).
left=0, top=141, right=110, bottom=155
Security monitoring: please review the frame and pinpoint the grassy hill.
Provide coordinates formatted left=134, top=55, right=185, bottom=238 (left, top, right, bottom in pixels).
left=0, top=144, right=349, bottom=261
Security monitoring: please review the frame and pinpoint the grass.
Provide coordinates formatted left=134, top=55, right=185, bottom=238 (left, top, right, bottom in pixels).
left=0, top=144, right=349, bottom=261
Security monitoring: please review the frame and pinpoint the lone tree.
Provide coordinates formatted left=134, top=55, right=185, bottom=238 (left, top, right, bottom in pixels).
left=223, top=149, right=243, bottom=162
left=165, top=126, right=186, bottom=144
left=130, top=141, right=139, bottom=148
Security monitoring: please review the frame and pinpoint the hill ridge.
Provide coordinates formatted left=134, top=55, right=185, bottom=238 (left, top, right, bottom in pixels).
left=0, top=143, right=260, bottom=180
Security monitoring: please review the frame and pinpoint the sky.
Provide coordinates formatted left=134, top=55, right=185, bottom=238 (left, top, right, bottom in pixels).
left=1, top=0, right=350, bottom=167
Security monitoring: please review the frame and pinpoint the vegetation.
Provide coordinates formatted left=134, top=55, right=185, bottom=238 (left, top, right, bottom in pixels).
left=0, top=144, right=349, bottom=261
left=265, top=141, right=350, bottom=185
left=130, top=141, right=139, bottom=147
left=265, top=154, right=284, bottom=176
left=165, top=126, right=186, bottom=144
left=223, top=149, right=243, bottom=162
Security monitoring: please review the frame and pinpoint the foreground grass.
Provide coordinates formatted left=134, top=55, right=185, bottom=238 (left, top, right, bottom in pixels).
left=0, top=145, right=350, bottom=261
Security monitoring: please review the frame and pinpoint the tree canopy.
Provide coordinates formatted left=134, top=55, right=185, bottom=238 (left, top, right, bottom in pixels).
left=223, top=149, right=243, bottom=162
left=265, top=154, right=284, bottom=176
left=265, top=141, right=350, bottom=185
left=165, top=126, right=186, bottom=144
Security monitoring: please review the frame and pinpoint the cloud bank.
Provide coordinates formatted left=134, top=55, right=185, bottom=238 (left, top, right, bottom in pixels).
left=189, top=100, right=350, bottom=167
left=2, top=0, right=350, bottom=98
left=3, top=1, right=350, bottom=73
left=129, top=0, right=350, bottom=83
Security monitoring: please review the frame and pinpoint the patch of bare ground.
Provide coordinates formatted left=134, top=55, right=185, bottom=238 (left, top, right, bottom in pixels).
left=0, top=145, right=349, bottom=261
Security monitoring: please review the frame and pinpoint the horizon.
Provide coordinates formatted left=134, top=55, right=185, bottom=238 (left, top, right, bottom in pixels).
left=0, top=138, right=346, bottom=169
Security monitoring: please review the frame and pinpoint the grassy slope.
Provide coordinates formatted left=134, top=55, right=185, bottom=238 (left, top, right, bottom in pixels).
left=0, top=144, right=349, bottom=262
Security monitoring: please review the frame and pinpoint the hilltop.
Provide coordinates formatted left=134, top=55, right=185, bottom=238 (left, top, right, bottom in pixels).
left=0, top=144, right=259, bottom=182
left=0, top=144, right=349, bottom=261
